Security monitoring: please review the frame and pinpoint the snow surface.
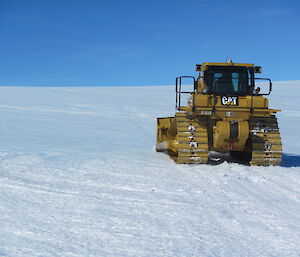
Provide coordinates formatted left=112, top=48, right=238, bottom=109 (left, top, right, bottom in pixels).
left=0, top=82, right=299, bottom=257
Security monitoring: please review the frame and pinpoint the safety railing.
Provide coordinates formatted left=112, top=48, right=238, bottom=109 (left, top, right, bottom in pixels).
left=175, top=76, right=196, bottom=110
left=254, top=78, right=272, bottom=95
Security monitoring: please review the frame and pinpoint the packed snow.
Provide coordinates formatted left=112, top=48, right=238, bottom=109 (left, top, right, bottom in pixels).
left=0, top=82, right=299, bottom=257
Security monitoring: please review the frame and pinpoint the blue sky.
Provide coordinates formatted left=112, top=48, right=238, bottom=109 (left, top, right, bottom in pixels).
left=0, top=0, right=299, bottom=86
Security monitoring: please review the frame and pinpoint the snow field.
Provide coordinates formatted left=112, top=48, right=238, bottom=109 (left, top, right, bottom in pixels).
left=0, top=83, right=299, bottom=256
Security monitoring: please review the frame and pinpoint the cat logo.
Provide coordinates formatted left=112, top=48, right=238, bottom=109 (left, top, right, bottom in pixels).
left=221, top=96, right=238, bottom=106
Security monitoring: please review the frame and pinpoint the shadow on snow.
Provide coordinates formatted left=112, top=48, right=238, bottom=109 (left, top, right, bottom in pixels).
left=211, top=152, right=300, bottom=167
left=281, top=153, right=300, bottom=167
left=158, top=151, right=300, bottom=167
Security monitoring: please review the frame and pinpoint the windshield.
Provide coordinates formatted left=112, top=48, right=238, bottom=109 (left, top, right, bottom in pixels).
left=205, top=66, right=253, bottom=95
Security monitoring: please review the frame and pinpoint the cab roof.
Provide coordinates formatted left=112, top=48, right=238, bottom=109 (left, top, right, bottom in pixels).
left=203, top=62, right=254, bottom=68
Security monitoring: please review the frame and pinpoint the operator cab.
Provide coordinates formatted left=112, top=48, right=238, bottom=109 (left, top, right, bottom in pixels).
left=204, top=66, right=254, bottom=96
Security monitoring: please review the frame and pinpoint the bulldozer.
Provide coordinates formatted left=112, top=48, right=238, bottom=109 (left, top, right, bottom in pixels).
left=156, top=60, right=282, bottom=166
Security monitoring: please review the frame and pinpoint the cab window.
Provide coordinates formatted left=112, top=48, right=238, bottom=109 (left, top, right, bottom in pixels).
left=205, top=66, right=253, bottom=95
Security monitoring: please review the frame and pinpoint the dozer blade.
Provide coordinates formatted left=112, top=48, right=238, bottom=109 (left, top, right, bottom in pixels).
left=156, top=116, right=174, bottom=152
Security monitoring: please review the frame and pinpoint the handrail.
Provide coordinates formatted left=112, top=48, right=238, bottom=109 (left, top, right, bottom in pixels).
left=255, top=78, right=272, bottom=95
left=175, top=76, right=195, bottom=110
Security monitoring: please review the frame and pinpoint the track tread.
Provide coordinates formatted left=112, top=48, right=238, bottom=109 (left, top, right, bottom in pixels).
left=171, top=112, right=209, bottom=164
left=248, top=116, right=282, bottom=166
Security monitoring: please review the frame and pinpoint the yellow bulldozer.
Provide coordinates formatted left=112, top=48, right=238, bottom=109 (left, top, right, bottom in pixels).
left=156, top=60, right=282, bottom=165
